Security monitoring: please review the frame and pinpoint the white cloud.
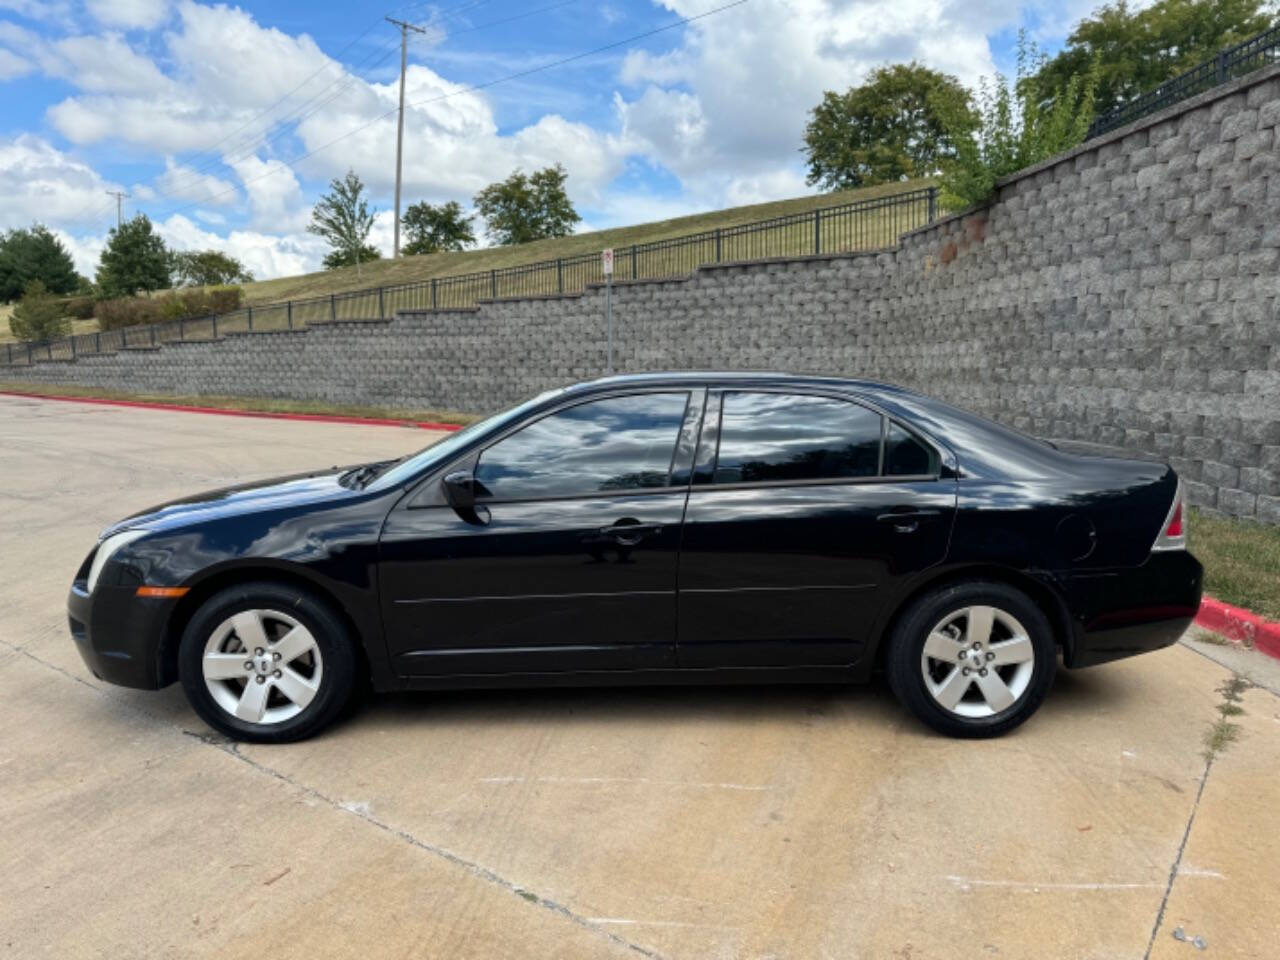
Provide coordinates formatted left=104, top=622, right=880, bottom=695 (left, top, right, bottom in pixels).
left=0, top=134, right=124, bottom=233
left=156, top=157, right=237, bottom=206
left=0, top=0, right=74, bottom=24
left=225, top=153, right=309, bottom=232
left=86, top=0, right=170, bottom=31
left=0, top=46, right=31, bottom=80
left=157, top=213, right=329, bottom=279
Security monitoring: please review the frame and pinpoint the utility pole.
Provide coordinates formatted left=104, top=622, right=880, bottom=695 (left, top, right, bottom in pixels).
left=105, top=190, right=130, bottom=228
left=387, top=16, right=427, bottom=258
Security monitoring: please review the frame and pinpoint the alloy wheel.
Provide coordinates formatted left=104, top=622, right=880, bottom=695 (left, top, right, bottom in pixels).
left=919, top=605, right=1035, bottom=719
left=201, top=609, right=324, bottom=725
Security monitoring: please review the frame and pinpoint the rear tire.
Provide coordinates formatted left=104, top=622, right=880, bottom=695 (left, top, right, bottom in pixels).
left=885, top=581, right=1055, bottom=738
left=179, top=581, right=358, bottom=743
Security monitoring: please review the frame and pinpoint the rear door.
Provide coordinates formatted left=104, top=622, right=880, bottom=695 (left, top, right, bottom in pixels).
left=676, top=389, right=956, bottom=669
left=379, top=389, right=703, bottom=676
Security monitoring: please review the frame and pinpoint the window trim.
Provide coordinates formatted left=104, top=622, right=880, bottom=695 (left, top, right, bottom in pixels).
left=702, top=387, right=945, bottom=490
left=469, top=388, right=696, bottom=505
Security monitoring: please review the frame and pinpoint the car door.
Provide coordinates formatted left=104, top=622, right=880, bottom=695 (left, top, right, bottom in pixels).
left=676, top=389, right=956, bottom=669
left=379, top=388, right=704, bottom=677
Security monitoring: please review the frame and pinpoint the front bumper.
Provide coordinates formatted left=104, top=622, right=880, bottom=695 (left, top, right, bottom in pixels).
left=68, top=580, right=176, bottom=689
left=1060, top=550, right=1204, bottom=668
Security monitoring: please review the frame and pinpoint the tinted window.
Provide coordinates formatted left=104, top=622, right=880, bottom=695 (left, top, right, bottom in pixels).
left=714, top=393, right=882, bottom=483
left=884, top=422, right=939, bottom=476
left=475, top=393, right=689, bottom=500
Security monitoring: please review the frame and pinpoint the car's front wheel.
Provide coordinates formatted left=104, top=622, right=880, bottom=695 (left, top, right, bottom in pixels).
left=885, top=581, right=1056, bottom=738
left=178, top=581, right=358, bottom=743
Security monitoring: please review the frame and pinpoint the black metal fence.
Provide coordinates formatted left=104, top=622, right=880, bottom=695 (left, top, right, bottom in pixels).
left=1, top=187, right=941, bottom=368
left=1087, top=22, right=1280, bottom=139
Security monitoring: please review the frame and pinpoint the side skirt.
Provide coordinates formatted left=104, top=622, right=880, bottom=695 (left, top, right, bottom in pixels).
left=380, top=663, right=865, bottom=693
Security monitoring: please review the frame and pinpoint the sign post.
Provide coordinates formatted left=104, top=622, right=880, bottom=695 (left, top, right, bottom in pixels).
left=602, top=248, right=615, bottom=374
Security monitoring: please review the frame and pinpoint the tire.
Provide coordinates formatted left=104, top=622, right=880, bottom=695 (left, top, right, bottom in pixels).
left=178, top=581, right=358, bottom=743
left=885, top=581, right=1056, bottom=738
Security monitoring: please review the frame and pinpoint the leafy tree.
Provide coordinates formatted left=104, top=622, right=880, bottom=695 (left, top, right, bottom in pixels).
left=402, top=200, right=476, bottom=255
left=937, top=34, right=1099, bottom=208
left=308, top=170, right=377, bottom=275
left=803, top=63, right=977, bottom=190
left=8, top=280, right=71, bottom=342
left=474, top=165, right=580, bottom=246
left=171, top=249, right=254, bottom=287
left=96, top=215, right=172, bottom=298
left=0, top=224, right=81, bottom=302
left=1035, top=0, right=1272, bottom=118
left=321, top=244, right=383, bottom=270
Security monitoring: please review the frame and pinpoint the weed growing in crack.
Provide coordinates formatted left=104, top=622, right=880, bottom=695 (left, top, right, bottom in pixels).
left=1202, top=675, right=1250, bottom=761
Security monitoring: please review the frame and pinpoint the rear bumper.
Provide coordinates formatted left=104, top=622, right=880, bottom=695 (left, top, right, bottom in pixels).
left=1060, top=550, right=1204, bottom=668
left=68, top=581, right=175, bottom=689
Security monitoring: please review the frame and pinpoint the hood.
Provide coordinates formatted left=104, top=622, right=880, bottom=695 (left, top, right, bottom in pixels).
left=100, top=465, right=366, bottom=539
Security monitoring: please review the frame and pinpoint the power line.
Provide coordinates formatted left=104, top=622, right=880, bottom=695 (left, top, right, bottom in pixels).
left=143, top=0, right=752, bottom=224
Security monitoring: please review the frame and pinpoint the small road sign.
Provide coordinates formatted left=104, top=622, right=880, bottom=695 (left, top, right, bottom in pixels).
left=602, top=248, right=614, bottom=275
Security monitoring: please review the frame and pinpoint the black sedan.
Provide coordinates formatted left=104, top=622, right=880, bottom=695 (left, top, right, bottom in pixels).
left=68, top=373, right=1202, bottom=742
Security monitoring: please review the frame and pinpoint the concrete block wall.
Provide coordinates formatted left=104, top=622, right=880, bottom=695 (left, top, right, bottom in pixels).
left=8, top=64, right=1280, bottom=521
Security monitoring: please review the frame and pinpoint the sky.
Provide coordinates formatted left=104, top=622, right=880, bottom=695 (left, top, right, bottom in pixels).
left=0, top=0, right=1106, bottom=281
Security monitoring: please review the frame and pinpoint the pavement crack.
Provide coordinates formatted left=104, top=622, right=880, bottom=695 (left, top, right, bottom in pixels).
left=1142, top=753, right=1212, bottom=960
left=195, top=734, right=668, bottom=960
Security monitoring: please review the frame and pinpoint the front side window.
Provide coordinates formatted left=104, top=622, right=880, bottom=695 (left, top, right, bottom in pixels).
left=714, top=392, right=883, bottom=483
left=474, top=392, right=689, bottom=500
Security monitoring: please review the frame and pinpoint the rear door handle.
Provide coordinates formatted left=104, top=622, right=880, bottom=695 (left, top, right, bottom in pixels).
left=599, top=521, right=664, bottom=544
left=875, top=509, right=941, bottom=522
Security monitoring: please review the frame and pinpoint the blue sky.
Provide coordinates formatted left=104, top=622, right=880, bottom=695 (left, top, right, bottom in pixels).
left=0, top=0, right=1099, bottom=279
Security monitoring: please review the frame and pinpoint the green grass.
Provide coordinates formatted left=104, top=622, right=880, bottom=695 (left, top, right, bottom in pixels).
left=231, top=179, right=934, bottom=306
left=0, top=381, right=477, bottom=426
left=0, top=304, right=98, bottom=345
left=1191, top=507, right=1280, bottom=622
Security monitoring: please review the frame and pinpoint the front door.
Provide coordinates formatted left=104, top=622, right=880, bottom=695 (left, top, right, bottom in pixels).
left=677, top=390, right=956, bottom=669
left=379, top=390, right=702, bottom=676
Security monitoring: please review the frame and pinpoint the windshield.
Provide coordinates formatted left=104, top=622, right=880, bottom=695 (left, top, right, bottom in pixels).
left=365, top=387, right=567, bottom=492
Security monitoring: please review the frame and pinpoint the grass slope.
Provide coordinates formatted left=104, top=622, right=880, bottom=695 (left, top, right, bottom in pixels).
left=236, top=180, right=932, bottom=305
left=1191, top=507, right=1280, bottom=621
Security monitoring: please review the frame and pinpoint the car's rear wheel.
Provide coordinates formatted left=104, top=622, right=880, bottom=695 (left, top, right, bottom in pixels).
left=178, top=581, right=357, bottom=743
left=885, top=581, right=1055, bottom=738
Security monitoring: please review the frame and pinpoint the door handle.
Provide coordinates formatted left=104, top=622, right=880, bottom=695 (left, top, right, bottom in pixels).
left=875, top=509, right=941, bottom=522
left=599, top=521, right=663, bottom=545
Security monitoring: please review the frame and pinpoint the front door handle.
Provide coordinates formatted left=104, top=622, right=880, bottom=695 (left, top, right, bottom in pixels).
left=599, top=521, right=664, bottom=545
left=875, top=508, right=940, bottom=533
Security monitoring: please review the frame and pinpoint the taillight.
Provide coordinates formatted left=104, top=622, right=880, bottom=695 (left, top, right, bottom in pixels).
left=1151, top=479, right=1187, bottom=552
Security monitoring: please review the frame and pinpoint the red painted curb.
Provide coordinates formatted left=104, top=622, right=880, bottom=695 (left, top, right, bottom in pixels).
left=1195, top=596, right=1280, bottom=661
left=0, top=389, right=463, bottom=432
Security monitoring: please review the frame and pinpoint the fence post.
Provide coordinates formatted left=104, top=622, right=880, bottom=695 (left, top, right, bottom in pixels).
left=27, top=343, right=32, bottom=364
left=213, top=315, right=218, bottom=339
left=714, top=228, right=722, bottom=263
left=1216, top=50, right=1228, bottom=83
left=96, top=332, right=101, bottom=353
left=150, top=325, right=156, bottom=346
left=631, top=246, right=637, bottom=280
left=814, top=210, right=821, bottom=255
left=287, top=300, right=293, bottom=329
left=179, top=317, right=185, bottom=340
left=330, top=294, right=336, bottom=321
left=246, top=305, right=253, bottom=331
left=927, top=187, right=937, bottom=223
left=378, top=287, right=385, bottom=319
left=6, top=343, right=11, bottom=364
left=490, top=270, right=497, bottom=299
left=556, top=259, right=563, bottom=294
left=71, top=335, right=76, bottom=359
left=431, top=278, right=438, bottom=309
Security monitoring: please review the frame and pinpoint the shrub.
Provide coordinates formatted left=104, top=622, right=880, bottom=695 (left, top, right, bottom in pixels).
left=93, top=286, right=244, bottom=330
left=937, top=33, right=1098, bottom=209
left=9, top=280, right=71, bottom=342
left=64, top=296, right=95, bottom=320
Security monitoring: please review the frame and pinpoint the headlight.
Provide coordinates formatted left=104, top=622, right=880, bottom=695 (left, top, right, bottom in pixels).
left=86, top=529, right=149, bottom=593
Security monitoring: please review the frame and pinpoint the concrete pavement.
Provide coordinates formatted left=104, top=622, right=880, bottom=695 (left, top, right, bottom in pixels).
left=1, top=394, right=1277, bottom=959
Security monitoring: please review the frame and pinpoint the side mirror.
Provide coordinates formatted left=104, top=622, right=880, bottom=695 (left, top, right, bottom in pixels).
left=443, top=471, right=477, bottom=511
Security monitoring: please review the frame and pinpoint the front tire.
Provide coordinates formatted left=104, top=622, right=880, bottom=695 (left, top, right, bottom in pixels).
left=885, top=581, right=1055, bottom=738
left=179, top=581, right=358, bottom=743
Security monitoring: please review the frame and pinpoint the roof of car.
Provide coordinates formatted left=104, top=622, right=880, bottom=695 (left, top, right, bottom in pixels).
left=569, top=371, right=922, bottom=399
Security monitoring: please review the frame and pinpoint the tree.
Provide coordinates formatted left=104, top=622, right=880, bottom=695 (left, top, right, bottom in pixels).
left=321, top=244, right=383, bottom=270
left=308, top=170, right=377, bottom=275
left=474, top=165, right=580, bottom=246
left=803, top=64, right=977, bottom=190
left=938, top=34, right=1099, bottom=208
left=402, top=200, right=476, bottom=255
left=96, top=215, right=172, bottom=298
left=171, top=249, right=254, bottom=287
left=1035, top=0, right=1272, bottom=118
left=0, top=224, right=81, bottom=302
left=8, top=280, right=71, bottom=342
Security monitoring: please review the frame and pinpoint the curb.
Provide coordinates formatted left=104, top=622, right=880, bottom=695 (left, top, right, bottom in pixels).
left=1195, top=596, right=1280, bottom=661
left=0, top=390, right=464, bottom=432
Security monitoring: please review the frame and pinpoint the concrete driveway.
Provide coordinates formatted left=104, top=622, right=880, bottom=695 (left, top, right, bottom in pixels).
left=1, top=393, right=1277, bottom=960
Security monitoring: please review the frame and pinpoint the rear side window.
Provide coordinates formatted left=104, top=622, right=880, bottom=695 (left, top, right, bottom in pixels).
left=475, top=392, right=689, bottom=500
left=714, top=393, right=882, bottom=483
left=884, top=422, right=940, bottom=476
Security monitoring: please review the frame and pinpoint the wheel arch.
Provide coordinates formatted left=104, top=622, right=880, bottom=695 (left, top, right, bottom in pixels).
left=158, top=562, right=372, bottom=687
left=869, top=564, right=1075, bottom=673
